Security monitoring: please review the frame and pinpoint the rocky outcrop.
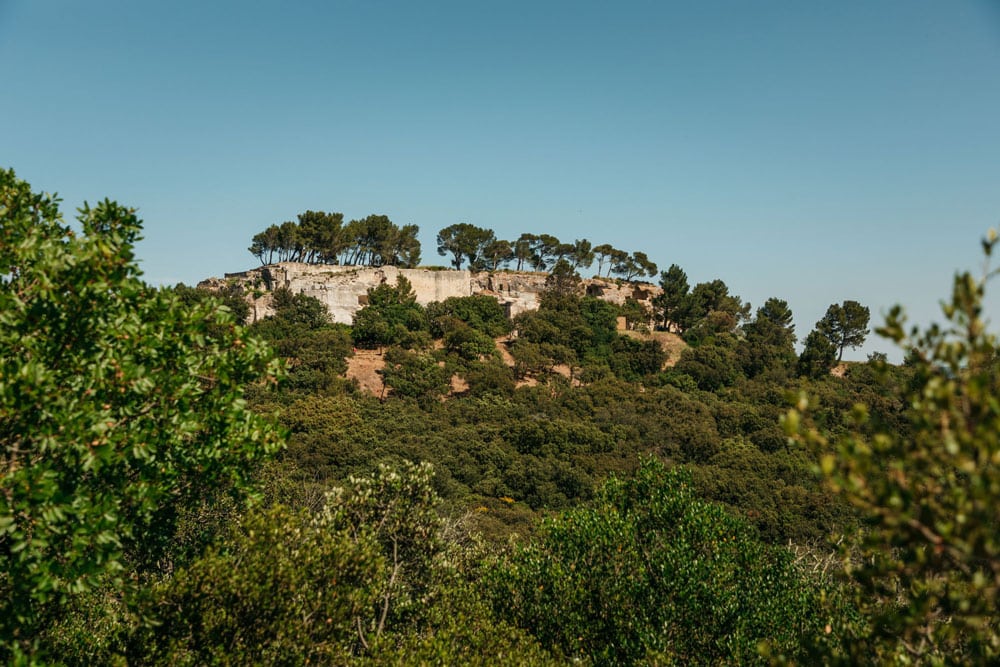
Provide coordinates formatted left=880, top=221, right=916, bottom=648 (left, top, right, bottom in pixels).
left=199, top=263, right=660, bottom=325
left=469, top=271, right=547, bottom=318
left=200, top=264, right=472, bottom=323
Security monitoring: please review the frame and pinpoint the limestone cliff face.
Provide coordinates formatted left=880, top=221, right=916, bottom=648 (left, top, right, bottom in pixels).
left=199, top=263, right=660, bottom=325
left=468, top=271, right=546, bottom=318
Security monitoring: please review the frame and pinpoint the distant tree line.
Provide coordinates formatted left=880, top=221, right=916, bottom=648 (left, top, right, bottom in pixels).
left=435, top=222, right=659, bottom=280
left=248, top=211, right=421, bottom=268
left=248, top=216, right=659, bottom=281
left=652, top=263, right=870, bottom=377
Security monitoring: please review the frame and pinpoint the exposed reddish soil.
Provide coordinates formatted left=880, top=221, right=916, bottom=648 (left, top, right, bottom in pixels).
left=345, top=349, right=386, bottom=397
left=345, top=330, right=686, bottom=397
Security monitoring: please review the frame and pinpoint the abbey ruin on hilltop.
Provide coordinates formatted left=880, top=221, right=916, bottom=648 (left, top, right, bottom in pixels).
left=198, top=263, right=661, bottom=325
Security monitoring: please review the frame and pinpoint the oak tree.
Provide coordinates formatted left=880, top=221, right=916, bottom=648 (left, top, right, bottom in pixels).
left=0, top=169, right=284, bottom=657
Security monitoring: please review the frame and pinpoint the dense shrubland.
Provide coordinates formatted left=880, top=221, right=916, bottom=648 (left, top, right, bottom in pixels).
left=4, top=169, right=997, bottom=664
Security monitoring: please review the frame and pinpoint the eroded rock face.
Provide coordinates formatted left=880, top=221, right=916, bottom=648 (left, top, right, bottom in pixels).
left=199, top=263, right=660, bottom=325
left=469, top=271, right=547, bottom=318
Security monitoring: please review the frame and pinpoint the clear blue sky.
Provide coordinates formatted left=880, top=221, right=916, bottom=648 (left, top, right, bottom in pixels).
left=2, top=1, right=999, bottom=359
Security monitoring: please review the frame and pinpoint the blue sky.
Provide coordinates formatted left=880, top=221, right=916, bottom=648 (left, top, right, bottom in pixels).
left=2, top=1, right=999, bottom=359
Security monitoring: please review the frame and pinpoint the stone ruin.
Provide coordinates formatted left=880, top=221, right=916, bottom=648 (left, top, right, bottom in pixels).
left=198, top=262, right=661, bottom=326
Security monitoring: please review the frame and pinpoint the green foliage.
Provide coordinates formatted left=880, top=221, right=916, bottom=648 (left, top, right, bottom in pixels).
left=462, top=358, right=516, bottom=397
left=479, top=238, right=515, bottom=271
left=488, top=459, right=830, bottom=665
left=248, top=222, right=282, bottom=264
left=346, top=466, right=559, bottom=667
left=681, top=279, right=750, bottom=341
left=367, top=602, right=558, bottom=666
left=674, top=335, right=743, bottom=391
left=246, top=288, right=332, bottom=342
left=244, top=290, right=351, bottom=393
left=690, top=438, right=853, bottom=543
left=169, top=282, right=251, bottom=327
left=654, top=269, right=755, bottom=341
left=380, top=346, right=451, bottom=404
left=352, top=276, right=429, bottom=349
left=607, top=335, right=666, bottom=381
left=321, top=461, right=445, bottom=647
left=592, top=243, right=616, bottom=277
left=0, top=169, right=284, bottom=656
left=249, top=211, right=420, bottom=267
left=786, top=233, right=1000, bottom=664
left=273, top=325, right=354, bottom=393
left=655, top=263, right=691, bottom=331
left=497, top=235, right=648, bottom=277
left=296, top=209, right=346, bottom=263
left=436, top=222, right=496, bottom=270
left=270, top=286, right=332, bottom=328
left=127, top=461, right=480, bottom=664
left=570, top=238, right=595, bottom=270
left=279, top=394, right=379, bottom=483
left=575, top=295, right=620, bottom=348
left=9, top=169, right=941, bottom=665
left=509, top=340, right=558, bottom=379
left=133, top=504, right=383, bottom=665
left=253, top=275, right=873, bottom=543
left=740, top=297, right=797, bottom=379
left=543, top=258, right=582, bottom=296
left=619, top=297, right=652, bottom=331
left=344, top=215, right=422, bottom=268
left=814, top=299, right=871, bottom=362
left=441, top=318, right=498, bottom=361
left=797, top=329, right=838, bottom=378
left=611, top=250, right=658, bottom=281
left=513, top=292, right=663, bottom=382
left=503, top=418, right=613, bottom=458
left=426, top=294, right=512, bottom=338
left=511, top=233, right=537, bottom=271
left=514, top=301, right=586, bottom=356
left=528, top=233, right=562, bottom=271
left=35, top=577, right=157, bottom=665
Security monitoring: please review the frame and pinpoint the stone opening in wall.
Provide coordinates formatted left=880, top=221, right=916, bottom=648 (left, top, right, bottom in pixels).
left=358, top=294, right=369, bottom=306
left=261, top=267, right=276, bottom=291
left=587, top=284, right=605, bottom=297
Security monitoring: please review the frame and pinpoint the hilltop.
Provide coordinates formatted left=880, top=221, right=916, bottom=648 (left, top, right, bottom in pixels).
left=198, top=262, right=663, bottom=327
left=10, top=167, right=996, bottom=663
left=199, top=262, right=682, bottom=396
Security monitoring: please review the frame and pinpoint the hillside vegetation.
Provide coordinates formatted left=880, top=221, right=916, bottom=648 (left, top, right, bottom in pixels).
left=3, top=171, right=998, bottom=664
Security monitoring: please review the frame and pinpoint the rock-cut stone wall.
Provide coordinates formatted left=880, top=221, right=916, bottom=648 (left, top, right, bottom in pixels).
left=198, top=262, right=661, bottom=325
